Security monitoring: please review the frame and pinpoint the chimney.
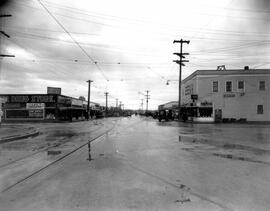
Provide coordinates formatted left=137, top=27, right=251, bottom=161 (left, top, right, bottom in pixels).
left=217, top=65, right=226, bottom=71
left=244, top=66, right=249, bottom=70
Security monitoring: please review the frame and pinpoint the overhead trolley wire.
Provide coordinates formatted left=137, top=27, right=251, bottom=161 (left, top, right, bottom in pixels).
left=16, top=0, right=270, bottom=38
left=37, top=0, right=109, bottom=81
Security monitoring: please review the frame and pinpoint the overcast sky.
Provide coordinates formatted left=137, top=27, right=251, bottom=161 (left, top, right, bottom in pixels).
left=0, top=0, right=270, bottom=109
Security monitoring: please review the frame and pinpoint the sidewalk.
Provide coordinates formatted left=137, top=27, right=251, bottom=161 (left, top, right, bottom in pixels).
left=0, top=124, right=39, bottom=143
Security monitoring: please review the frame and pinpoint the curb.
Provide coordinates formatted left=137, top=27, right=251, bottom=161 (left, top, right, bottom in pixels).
left=0, top=131, right=40, bottom=144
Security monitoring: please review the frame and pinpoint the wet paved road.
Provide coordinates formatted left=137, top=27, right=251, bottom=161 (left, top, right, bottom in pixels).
left=0, top=116, right=270, bottom=210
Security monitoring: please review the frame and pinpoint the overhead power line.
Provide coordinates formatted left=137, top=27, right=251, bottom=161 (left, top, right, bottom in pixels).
left=37, top=0, right=109, bottom=81
left=35, top=0, right=270, bottom=22
left=15, top=1, right=270, bottom=37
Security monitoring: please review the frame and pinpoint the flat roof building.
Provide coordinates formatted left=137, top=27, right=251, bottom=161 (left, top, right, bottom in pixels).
left=0, top=94, right=100, bottom=122
left=181, top=67, right=270, bottom=122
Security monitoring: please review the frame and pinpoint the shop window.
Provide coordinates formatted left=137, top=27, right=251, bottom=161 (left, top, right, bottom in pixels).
left=259, top=81, right=265, bottom=91
left=238, top=81, right=244, bottom=90
left=225, top=81, right=232, bottom=92
left=212, top=81, right=218, bottom=92
left=257, top=105, right=263, bottom=114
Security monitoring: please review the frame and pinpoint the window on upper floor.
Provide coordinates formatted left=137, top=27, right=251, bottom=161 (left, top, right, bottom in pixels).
left=257, top=105, right=263, bottom=114
left=212, top=81, right=218, bottom=92
left=259, top=81, right=266, bottom=91
left=225, top=81, right=232, bottom=92
left=238, top=81, right=244, bottom=90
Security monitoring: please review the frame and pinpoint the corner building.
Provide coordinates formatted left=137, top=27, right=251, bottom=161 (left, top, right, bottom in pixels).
left=181, top=68, right=270, bottom=122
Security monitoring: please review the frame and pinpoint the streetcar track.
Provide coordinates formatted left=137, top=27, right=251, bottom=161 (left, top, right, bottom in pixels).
left=0, top=118, right=142, bottom=193
left=1, top=127, right=115, bottom=193
left=0, top=124, right=105, bottom=169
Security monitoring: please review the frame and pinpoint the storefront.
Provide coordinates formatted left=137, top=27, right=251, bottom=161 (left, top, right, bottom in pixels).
left=181, top=101, right=214, bottom=123
left=0, top=94, right=88, bottom=121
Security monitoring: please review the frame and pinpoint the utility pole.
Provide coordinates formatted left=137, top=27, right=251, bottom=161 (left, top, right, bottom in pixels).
left=173, top=39, right=190, bottom=121
left=138, top=91, right=150, bottom=113
left=116, top=98, right=118, bottom=108
left=105, top=92, right=108, bottom=117
left=0, top=15, right=14, bottom=58
left=146, top=90, right=150, bottom=112
left=86, top=80, right=93, bottom=120
left=0, top=14, right=13, bottom=126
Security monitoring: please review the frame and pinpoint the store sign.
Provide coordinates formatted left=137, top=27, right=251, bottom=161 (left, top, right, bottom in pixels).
left=47, top=87, right=61, bottom=95
left=71, top=99, right=83, bottom=107
left=26, top=103, right=45, bottom=109
left=5, top=109, right=44, bottom=120
left=3, top=103, right=21, bottom=108
left=163, top=102, right=178, bottom=109
left=191, top=94, right=198, bottom=100
left=223, top=93, right=236, bottom=98
left=9, top=95, right=56, bottom=103
left=185, top=85, right=191, bottom=95
left=28, top=109, right=44, bottom=118
left=58, top=96, right=71, bottom=105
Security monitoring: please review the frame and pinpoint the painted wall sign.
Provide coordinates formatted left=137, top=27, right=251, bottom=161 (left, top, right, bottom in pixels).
left=71, top=99, right=83, bottom=107
left=191, top=94, right=198, bottom=100
left=58, top=96, right=71, bottom=105
left=223, top=93, right=236, bottom=98
left=26, top=103, right=45, bottom=109
left=5, top=109, right=44, bottom=120
left=8, top=95, right=56, bottom=103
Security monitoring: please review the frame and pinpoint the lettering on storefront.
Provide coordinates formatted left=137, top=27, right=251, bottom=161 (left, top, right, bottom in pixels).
left=31, top=95, right=55, bottom=103
left=223, top=93, right=236, bottom=98
left=5, top=109, right=44, bottom=120
left=28, top=109, right=44, bottom=118
left=71, top=99, right=83, bottom=107
left=9, top=95, right=56, bottom=103
left=58, top=96, right=71, bottom=105
left=10, top=96, right=29, bottom=103
left=185, top=84, right=193, bottom=96
left=26, top=103, right=45, bottom=109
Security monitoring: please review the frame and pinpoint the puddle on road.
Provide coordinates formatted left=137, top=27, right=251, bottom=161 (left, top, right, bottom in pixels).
left=178, top=135, right=270, bottom=166
left=212, top=152, right=270, bottom=165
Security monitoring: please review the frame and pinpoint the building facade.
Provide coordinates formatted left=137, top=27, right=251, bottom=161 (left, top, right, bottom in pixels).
left=181, top=67, right=270, bottom=122
left=0, top=94, right=100, bottom=121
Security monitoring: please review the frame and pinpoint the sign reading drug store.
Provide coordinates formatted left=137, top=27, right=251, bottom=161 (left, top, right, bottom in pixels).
left=8, top=95, right=56, bottom=103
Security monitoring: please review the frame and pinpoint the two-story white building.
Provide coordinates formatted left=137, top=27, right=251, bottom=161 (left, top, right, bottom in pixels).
left=181, top=67, right=270, bottom=122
